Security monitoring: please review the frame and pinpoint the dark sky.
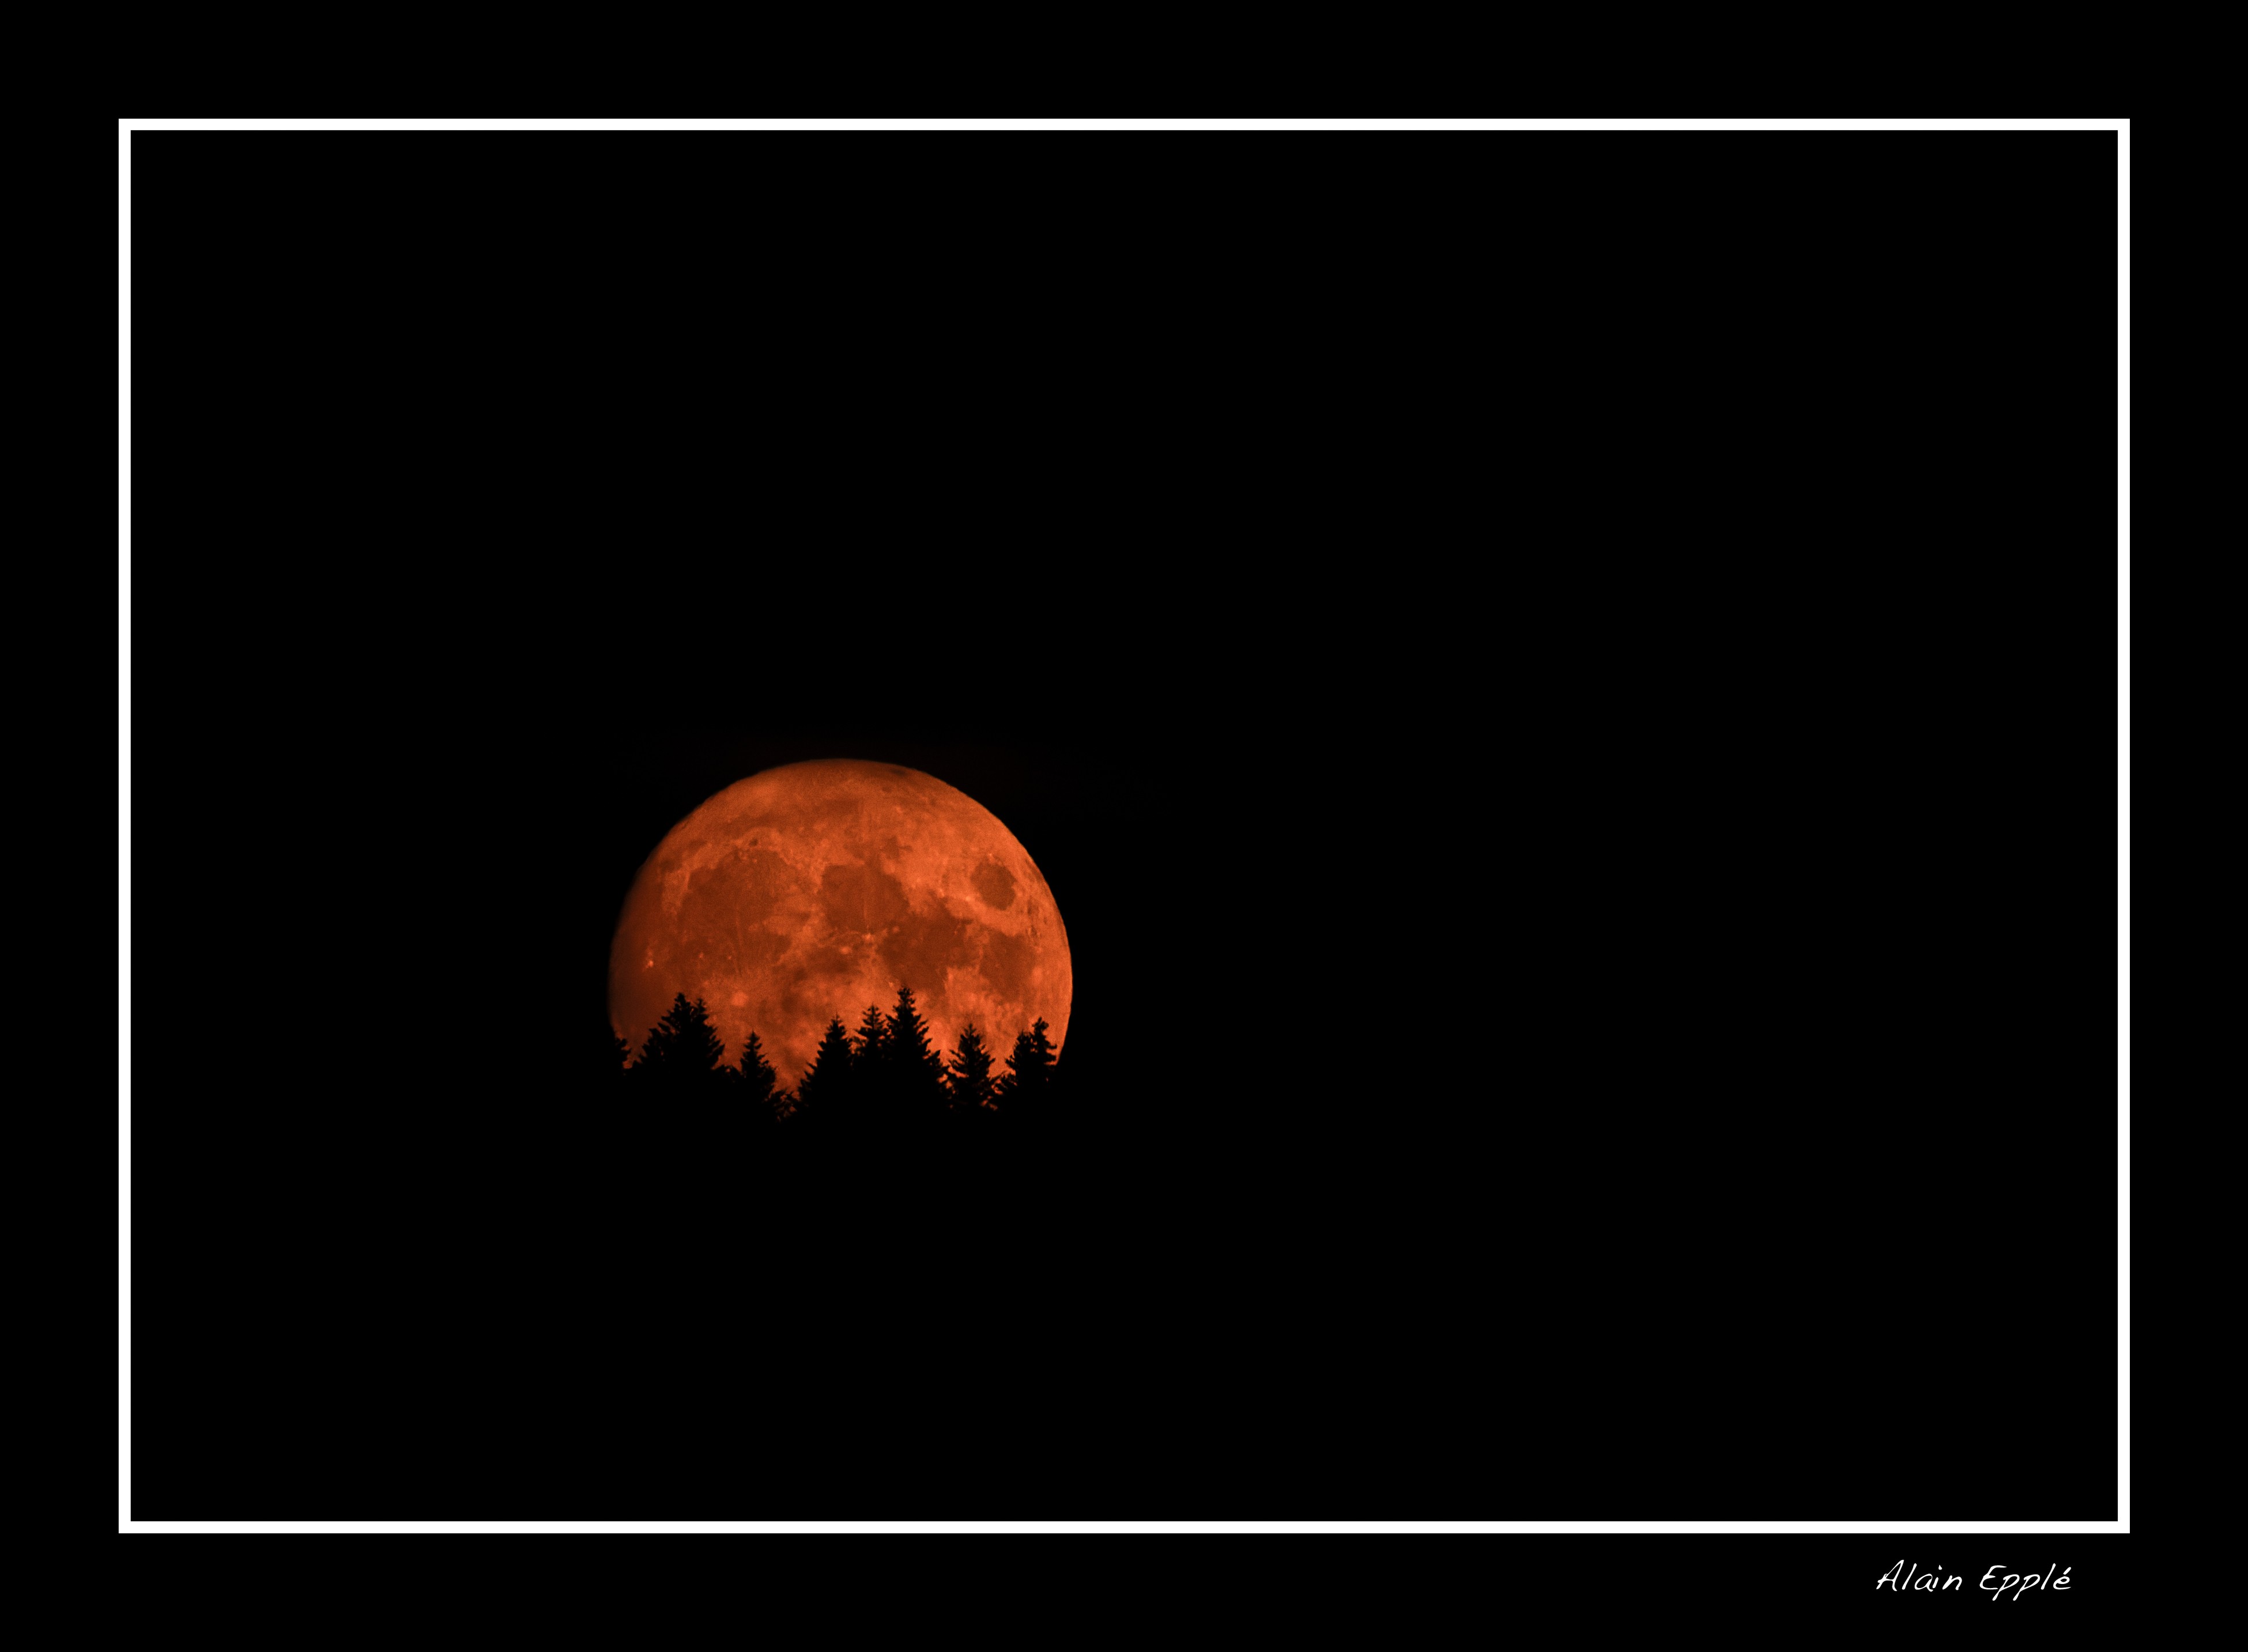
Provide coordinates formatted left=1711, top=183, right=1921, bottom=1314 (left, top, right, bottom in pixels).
left=129, top=132, right=2118, bottom=1519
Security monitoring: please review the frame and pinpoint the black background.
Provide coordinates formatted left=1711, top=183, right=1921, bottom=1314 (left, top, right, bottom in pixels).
left=129, top=134, right=2119, bottom=1534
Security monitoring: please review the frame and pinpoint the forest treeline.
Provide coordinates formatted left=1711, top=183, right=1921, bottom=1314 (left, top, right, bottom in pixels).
left=606, top=983, right=1059, bottom=1133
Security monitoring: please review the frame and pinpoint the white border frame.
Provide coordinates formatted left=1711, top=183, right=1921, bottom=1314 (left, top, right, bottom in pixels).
left=116, top=115, right=2129, bottom=1536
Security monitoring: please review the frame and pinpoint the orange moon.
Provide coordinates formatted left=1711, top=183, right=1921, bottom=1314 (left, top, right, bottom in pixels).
left=608, top=759, right=1072, bottom=1083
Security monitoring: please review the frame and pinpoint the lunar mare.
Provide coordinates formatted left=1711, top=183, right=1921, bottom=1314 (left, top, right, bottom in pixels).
left=609, top=760, right=1071, bottom=1083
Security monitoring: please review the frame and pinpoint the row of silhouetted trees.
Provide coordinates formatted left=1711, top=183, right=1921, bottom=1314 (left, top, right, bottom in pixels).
left=607, top=983, right=1058, bottom=1131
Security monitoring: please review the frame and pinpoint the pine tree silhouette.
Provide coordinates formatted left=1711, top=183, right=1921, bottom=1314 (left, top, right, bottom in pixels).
left=884, top=984, right=951, bottom=1123
left=595, top=991, right=1066, bottom=1138
left=795, top=1014, right=857, bottom=1122
left=946, top=1021, right=997, bottom=1114
left=853, top=1002, right=892, bottom=1069
left=998, top=1017, right=1058, bottom=1113
left=738, top=1030, right=780, bottom=1122
left=633, top=993, right=729, bottom=1095
left=848, top=1000, right=895, bottom=1130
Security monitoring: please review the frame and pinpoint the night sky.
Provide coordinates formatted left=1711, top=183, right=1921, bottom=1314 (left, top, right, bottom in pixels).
left=129, top=134, right=2118, bottom=1520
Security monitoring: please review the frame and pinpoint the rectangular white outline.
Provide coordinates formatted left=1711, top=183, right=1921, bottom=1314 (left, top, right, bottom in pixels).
left=118, top=118, right=134, bottom=1534
left=116, top=115, right=2129, bottom=1536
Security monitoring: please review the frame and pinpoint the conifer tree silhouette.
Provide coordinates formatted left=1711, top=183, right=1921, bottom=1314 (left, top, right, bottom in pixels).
left=853, top=1002, right=892, bottom=1069
left=738, top=1030, right=779, bottom=1121
left=633, top=993, right=729, bottom=1095
left=998, top=1017, right=1058, bottom=1112
left=848, top=1001, right=895, bottom=1129
left=795, top=1014, right=857, bottom=1122
left=946, top=1021, right=996, bottom=1114
left=597, top=991, right=1067, bottom=1137
left=884, top=984, right=951, bottom=1122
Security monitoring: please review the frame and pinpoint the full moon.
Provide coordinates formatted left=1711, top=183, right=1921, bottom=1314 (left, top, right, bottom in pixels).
left=609, top=760, right=1072, bottom=1083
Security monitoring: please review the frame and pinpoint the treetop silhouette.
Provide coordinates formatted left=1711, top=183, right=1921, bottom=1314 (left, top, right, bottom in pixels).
left=607, top=987, right=1059, bottom=1137
left=797, top=1014, right=857, bottom=1112
left=633, top=993, right=729, bottom=1092
left=999, top=1017, right=1058, bottom=1112
left=739, top=1030, right=783, bottom=1122
left=853, top=1002, right=892, bottom=1066
left=947, top=1021, right=996, bottom=1113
